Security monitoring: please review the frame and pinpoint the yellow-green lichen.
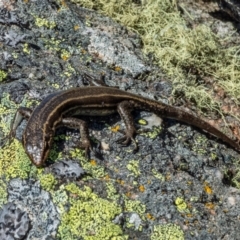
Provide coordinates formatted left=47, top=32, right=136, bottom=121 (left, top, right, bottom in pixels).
left=70, top=148, right=106, bottom=178
left=140, top=126, right=162, bottom=139
left=175, top=197, right=189, bottom=213
left=0, top=70, right=7, bottom=82
left=61, top=63, right=76, bottom=77
left=137, top=119, right=148, bottom=125
left=124, top=195, right=146, bottom=230
left=37, top=172, right=57, bottom=191
left=152, top=169, right=165, bottom=182
left=65, top=183, right=98, bottom=200
left=126, top=160, right=140, bottom=177
left=60, top=49, right=71, bottom=61
left=124, top=196, right=146, bottom=217
left=231, top=165, right=240, bottom=189
left=151, top=223, right=184, bottom=240
left=58, top=183, right=128, bottom=240
left=51, top=185, right=69, bottom=214
left=43, top=37, right=62, bottom=51
left=23, top=43, right=30, bottom=54
left=35, top=17, right=56, bottom=29
left=0, top=179, right=8, bottom=207
left=0, top=93, right=19, bottom=134
left=0, top=93, right=37, bottom=180
left=106, top=181, right=120, bottom=200
left=0, top=139, right=33, bottom=180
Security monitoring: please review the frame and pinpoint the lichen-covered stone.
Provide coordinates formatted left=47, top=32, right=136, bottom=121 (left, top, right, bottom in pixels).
left=7, top=178, right=60, bottom=240
left=0, top=202, right=31, bottom=240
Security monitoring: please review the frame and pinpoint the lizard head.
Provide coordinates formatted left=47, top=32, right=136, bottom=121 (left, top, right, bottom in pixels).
left=23, top=127, right=54, bottom=167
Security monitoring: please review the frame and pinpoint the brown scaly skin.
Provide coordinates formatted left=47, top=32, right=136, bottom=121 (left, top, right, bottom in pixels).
left=8, top=86, right=240, bottom=167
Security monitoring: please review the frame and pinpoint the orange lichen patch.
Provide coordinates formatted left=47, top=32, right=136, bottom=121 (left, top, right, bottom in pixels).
left=114, top=66, right=122, bottom=72
left=61, top=55, right=69, bottom=61
left=125, top=192, right=132, bottom=198
left=74, top=25, right=80, bottom=31
left=138, top=185, right=145, bottom=192
left=165, top=173, right=171, bottom=181
left=111, top=125, right=120, bottom=132
left=90, top=159, right=97, bottom=166
left=81, top=49, right=87, bottom=54
left=205, top=202, right=215, bottom=210
left=60, top=0, right=67, bottom=8
left=103, top=174, right=110, bottom=181
left=187, top=181, right=192, bottom=185
left=146, top=213, right=155, bottom=221
left=204, top=182, right=213, bottom=194
left=116, top=179, right=125, bottom=185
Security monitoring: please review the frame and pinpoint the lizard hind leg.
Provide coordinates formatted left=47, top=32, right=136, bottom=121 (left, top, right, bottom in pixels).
left=116, top=101, right=138, bottom=151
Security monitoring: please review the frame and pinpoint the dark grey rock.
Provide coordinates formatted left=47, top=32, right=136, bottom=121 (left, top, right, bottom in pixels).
left=50, top=159, right=85, bottom=179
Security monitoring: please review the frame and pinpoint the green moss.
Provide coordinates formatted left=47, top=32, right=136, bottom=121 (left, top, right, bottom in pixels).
left=151, top=223, right=184, bottom=240
left=0, top=70, right=7, bottom=82
left=0, top=179, right=8, bottom=207
left=58, top=183, right=128, bottom=239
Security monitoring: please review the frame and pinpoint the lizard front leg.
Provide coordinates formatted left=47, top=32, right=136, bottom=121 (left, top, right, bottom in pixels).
left=116, top=100, right=138, bottom=151
left=62, top=117, right=93, bottom=158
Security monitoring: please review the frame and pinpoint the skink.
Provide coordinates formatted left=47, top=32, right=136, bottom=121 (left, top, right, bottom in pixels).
left=9, top=86, right=240, bottom=167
